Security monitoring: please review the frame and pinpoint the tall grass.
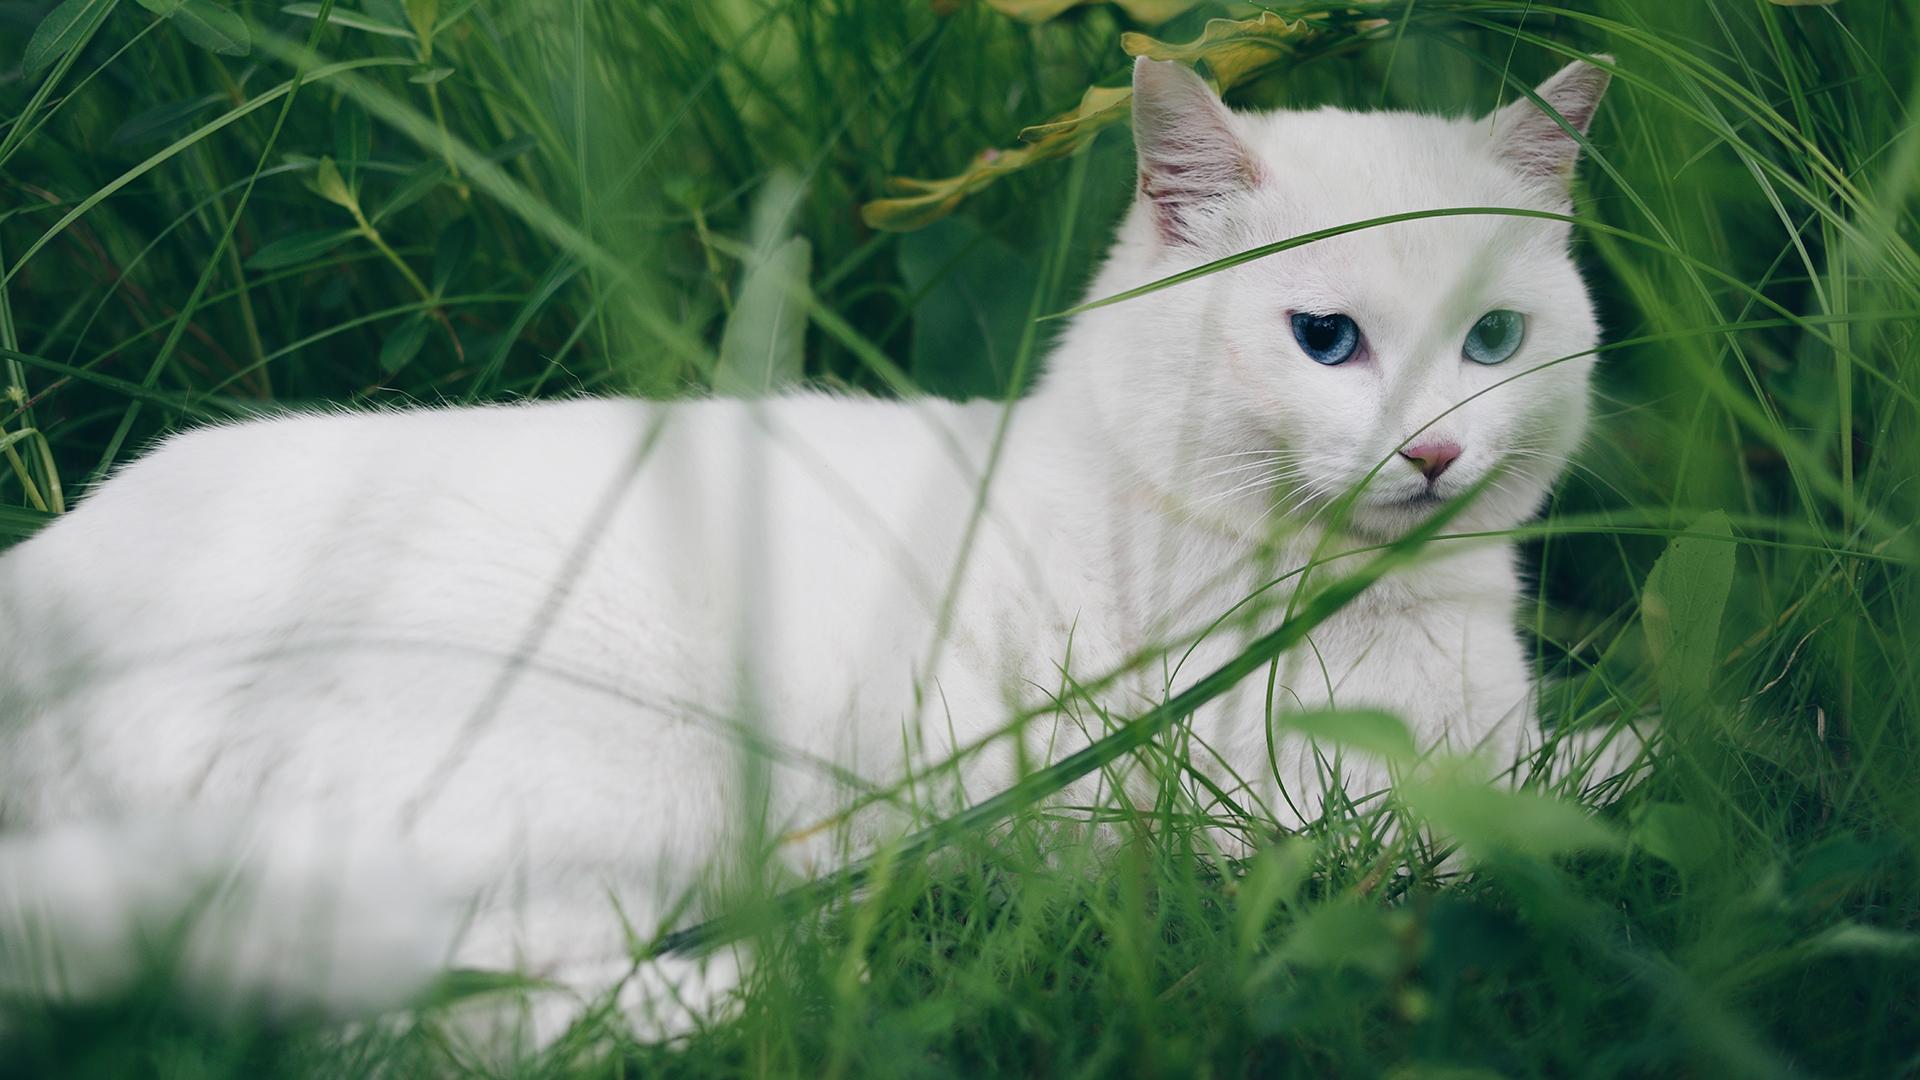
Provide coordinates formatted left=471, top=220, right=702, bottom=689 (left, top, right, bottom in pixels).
left=2, top=0, right=1917, bottom=1076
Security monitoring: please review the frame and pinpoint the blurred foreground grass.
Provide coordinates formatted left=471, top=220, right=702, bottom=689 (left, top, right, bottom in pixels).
left=2, top=0, right=1918, bottom=1076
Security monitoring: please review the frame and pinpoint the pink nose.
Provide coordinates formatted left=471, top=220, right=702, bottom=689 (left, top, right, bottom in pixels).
left=1400, top=440, right=1462, bottom=481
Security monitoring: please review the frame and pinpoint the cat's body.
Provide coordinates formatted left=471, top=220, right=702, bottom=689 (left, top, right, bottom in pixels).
left=0, top=57, right=1610, bottom=1041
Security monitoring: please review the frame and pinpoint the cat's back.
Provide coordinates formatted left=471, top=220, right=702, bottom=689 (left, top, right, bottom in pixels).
left=1, top=399, right=652, bottom=665
left=0, top=392, right=1047, bottom=742
left=0, top=389, right=1063, bottom=835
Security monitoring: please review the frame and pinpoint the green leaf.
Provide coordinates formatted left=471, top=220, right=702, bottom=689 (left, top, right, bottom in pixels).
left=110, top=93, right=224, bottom=146
left=431, top=218, right=475, bottom=294
left=334, top=102, right=373, bottom=184
left=379, top=312, right=433, bottom=374
left=405, top=0, right=437, bottom=43
left=485, top=133, right=538, bottom=163
left=896, top=216, right=1041, bottom=397
left=1787, top=835, right=1898, bottom=909
left=245, top=228, right=358, bottom=271
left=371, top=159, right=448, bottom=224
left=1643, top=510, right=1736, bottom=716
left=0, top=504, right=55, bottom=549
left=1234, top=838, right=1311, bottom=948
left=1420, top=896, right=1525, bottom=984
left=1809, top=923, right=1920, bottom=955
left=363, top=0, right=407, bottom=23
left=1400, top=774, right=1620, bottom=860
left=430, top=0, right=476, bottom=32
left=1275, top=903, right=1406, bottom=979
left=132, top=0, right=184, bottom=13
left=171, top=0, right=251, bottom=56
left=1630, top=801, right=1718, bottom=874
left=24, top=0, right=114, bottom=78
left=280, top=1, right=415, bottom=38
left=310, top=156, right=358, bottom=211
left=1275, top=709, right=1417, bottom=764
left=414, top=967, right=553, bottom=1009
left=714, top=236, right=811, bottom=396
left=409, top=65, right=454, bottom=85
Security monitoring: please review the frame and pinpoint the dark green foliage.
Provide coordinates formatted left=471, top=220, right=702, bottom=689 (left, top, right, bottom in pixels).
left=2, top=0, right=1917, bottom=1076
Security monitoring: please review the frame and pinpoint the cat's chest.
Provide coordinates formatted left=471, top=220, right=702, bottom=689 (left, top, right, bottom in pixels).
left=1109, top=531, right=1526, bottom=716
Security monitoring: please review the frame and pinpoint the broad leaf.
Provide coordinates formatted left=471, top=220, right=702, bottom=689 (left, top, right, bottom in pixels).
left=715, top=236, right=811, bottom=396
left=431, top=218, right=475, bottom=294
left=280, top=2, right=416, bottom=38
left=379, top=312, right=433, bottom=374
left=1401, top=774, right=1620, bottom=859
left=1642, top=510, right=1735, bottom=716
left=1275, top=902, right=1406, bottom=979
left=24, top=0, right=115, bottom=78
left=372, top=159, right=448, bottom=224
left=110, top=93, right=224, bottom=146
left=1630, top=801, right=1717, bottom=874
left=1234, top=838, right=1311, bottom=948
left=171, top=0, right=251, bottom=56
left=1275, top=708, right=1417, bottom=764
left=896, top=216, right=1042, bottom=397
left=245, top=228, right=357, bottom=271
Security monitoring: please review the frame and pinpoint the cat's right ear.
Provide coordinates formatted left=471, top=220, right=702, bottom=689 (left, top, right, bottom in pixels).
left=1489, top=56, right=1613, bottom=187
left=1132, top=58, right=1259, bottom=246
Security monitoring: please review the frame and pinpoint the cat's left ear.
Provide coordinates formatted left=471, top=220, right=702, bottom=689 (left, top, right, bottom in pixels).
left=1132, top=57, right=1260, bottom=245
left=1489, top=56, right=1613, bottom=185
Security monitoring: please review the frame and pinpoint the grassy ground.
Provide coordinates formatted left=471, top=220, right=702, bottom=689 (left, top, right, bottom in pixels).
left=3, top=0, right=1918, bottom=1076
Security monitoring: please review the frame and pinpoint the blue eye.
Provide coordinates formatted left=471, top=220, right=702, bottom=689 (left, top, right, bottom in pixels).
left=1463, top=310, right=1525, bottom=365
left=1290, top=312, right=1360, bottom=365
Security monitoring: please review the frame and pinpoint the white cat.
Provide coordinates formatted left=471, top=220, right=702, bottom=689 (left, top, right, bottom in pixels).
left=0, top=56, right=1611, bottom=1044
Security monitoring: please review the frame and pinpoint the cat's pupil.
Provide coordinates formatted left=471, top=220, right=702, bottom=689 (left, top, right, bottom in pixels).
left=1304, top=321, right=1338, bottom=350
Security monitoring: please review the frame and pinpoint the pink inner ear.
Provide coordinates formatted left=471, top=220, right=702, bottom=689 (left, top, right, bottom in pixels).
left=1139, top=137, right=1256, bottom=207
left=1132, top=59, right=1258, bottom=244
left=1494, top=60, right=1612, bottom=182
left=1140, top=152, right=1258, bottom=245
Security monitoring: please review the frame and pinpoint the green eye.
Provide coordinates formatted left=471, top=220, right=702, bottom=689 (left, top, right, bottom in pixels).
left=1464, top=310, right=1525, bottom=365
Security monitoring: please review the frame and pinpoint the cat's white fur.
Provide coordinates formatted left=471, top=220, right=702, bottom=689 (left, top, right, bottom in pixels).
left=0, top=57, right=1610, bottom=1044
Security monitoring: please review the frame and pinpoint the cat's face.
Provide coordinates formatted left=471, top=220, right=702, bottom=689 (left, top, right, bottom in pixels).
left=1071, top=57, right=1610, bottom=541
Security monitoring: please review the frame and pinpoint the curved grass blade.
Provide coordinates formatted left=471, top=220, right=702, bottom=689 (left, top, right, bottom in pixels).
left=649, top=471, right=1493, bottom=958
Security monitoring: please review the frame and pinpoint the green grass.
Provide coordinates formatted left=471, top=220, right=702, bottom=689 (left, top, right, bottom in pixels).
left=3, top=0, right=1918, bottom=1076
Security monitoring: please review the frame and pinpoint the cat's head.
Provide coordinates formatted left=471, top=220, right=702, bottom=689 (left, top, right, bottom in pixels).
left=1060, top=55, right=1611, bottom=541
